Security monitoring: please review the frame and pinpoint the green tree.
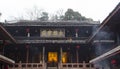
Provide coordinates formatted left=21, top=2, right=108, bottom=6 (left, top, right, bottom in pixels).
left=56, top=9, right=64, bottom=20
left=38, top=12, right=49, bottom=21
left=0, top=12, right=2, bottom=20
left=63, top=8, right=93, bottom=21
left=64, top=9, right=74, bottom=20
left=64, top=9, right=83, bottom=20
left=0, top=12, right=2, bottom=16
left=50, top=14, right=58, bottom=21
left=73, top=11, right=82, bottom=20
left=26, top=6, right=43, bottom=20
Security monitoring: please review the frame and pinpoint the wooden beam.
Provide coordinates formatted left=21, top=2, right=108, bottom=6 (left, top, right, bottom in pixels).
left=0, top=54, right=15, bottom=64
left=16, top=39, right=114, bottom=44
left=89, top=45, right=120, bottom=63
left=17, top=40, right=86, bottom=44
left=0, top=24, right=17, bottom=43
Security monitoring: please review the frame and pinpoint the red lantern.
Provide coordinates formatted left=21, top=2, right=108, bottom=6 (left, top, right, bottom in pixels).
left=26, top=45, right=29, bottom=49
left=76, top=45, right=80, bottom=49
left=75, top=29, right=79, bottom=32
left=26, top=28, right=30, bottom=33
left=111, top=59, right=116, bottom=64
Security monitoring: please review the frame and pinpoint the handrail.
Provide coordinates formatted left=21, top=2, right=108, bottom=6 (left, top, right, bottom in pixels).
left=60, top=62, right=95, bottom=69
left=9, top=63, right=45, bottom=69
left=14, top=36, right=88, bottom=40
left=8, top=62, right=95, bottom=69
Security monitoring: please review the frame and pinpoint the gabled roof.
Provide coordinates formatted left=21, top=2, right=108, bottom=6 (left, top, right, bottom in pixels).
left=87, top=2, right=120, bottom=43
left=88, top=2, right=120, bottom=63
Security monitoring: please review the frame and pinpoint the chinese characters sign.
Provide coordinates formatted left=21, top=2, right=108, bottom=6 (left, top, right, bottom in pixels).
left=40, top=29, right=65, bottom=37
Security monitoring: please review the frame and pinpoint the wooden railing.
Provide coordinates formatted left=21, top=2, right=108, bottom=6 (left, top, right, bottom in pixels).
left=8, top=63, right=46, bottom=69
left=59, top=62, right=95, bottom=69
left=8, top=62, right=95, bottom=69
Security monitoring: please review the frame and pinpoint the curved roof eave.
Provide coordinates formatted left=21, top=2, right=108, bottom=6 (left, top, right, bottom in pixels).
left=0, top=23, right=17, bottom=43
left=87, top=2, right=120, bottom=43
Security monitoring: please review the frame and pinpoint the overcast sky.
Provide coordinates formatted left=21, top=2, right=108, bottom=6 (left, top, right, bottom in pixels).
left=0, top=0, right=119, bottom=22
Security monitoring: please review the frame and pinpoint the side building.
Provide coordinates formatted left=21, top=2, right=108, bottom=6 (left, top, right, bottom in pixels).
left=89, top=2, right=120, bottom=69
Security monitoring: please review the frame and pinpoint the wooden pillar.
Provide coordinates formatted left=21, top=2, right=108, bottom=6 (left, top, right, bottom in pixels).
left=83, top=61, right=86, bottom=69
left=89, top=63, right=92, bottom=69
left=76, top=45, right=80, bottom=63
left=2, top=64, right=4, bottom=69
left=76, top=49, right=79, bottom=63
left=60, top=47, right=63, bottom=63
left=43, top=46, right=45, bottom=63
left=59, top=47, right=63, bottom=69
left=117, top=33, right=120, bottom=45
left=43, top=46, right=46, bottom=69
left=26, top=45, right=29, bottom=63
left=19, top=61, right=22, bottom=69
left=2, top=40, right=6, bottom=55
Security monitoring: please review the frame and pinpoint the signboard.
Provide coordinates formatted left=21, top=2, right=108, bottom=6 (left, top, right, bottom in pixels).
left=40, top=29, right=65, bottom=37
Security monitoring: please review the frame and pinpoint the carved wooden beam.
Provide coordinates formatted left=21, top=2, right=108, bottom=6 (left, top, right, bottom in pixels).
left=90, top=45, right=120, bottom=63
left=0, top=24, right=17, bottom=43
left=0, top=54, right=15, bottom=64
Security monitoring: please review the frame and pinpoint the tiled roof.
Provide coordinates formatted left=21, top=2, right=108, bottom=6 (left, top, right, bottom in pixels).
left=3, top=20, right=99, bottom=26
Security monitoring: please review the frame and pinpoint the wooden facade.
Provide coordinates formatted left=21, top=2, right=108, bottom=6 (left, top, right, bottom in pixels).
left=0, top=2, right=120, bottom=69
left=0, top=21, right=99, bottom=69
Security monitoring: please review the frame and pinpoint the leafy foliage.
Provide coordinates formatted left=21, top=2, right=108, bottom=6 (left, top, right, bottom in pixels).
left=14, top=7, right=94, bottom=22
left=38, top=12, right=49, bottom=21
left=63, top=8, right=92, bottom=21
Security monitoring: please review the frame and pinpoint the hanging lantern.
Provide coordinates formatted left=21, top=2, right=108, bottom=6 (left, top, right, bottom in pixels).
left=26, top=28, right=30, bottom=33
left=76, top=45, right=80, bottom=49
left=75, top=28, right=79, bottom=32
left=75, top=29, right=79, bottom=37
left=26, top=28, right=30, bottom=37
left=26, top=45, right=29, bottom=49
left=111, top=59, right=116, bottom=64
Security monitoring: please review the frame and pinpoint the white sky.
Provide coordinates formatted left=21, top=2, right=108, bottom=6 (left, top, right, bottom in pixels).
left=0, top=0, right=119, bottom=22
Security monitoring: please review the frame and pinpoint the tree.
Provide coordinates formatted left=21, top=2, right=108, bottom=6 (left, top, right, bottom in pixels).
left=56, top=9, right=64, bottom=20
left=12, top=7, right=94, bottom=22
left=63, top=8, right=83, bottom=21
left=0, top=12, right=2, bottom=16
left=64, top=9, right=74, bottom=20
left=63, top=8, right=93, bottom=21
left=50, top=14, right=58, bottom=21
left=0, top=12, right=2, bottom=20
left=25, top=6, right=43, bottom=20
left=38, top=12, right=49, bottom=21
left=73, top=11, right=82, bottom=20
left=50, top=9, right=64, bottom=21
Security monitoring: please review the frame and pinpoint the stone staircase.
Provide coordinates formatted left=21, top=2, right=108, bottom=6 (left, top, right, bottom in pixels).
left=47, top=67, right=58, bottom=69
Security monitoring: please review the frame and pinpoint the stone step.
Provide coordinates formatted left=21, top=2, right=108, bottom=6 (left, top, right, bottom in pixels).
left=47, top=67, right=58, bottom=69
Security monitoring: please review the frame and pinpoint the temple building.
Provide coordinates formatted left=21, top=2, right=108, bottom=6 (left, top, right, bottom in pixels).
left=0, top=2, right=120, bottom=69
